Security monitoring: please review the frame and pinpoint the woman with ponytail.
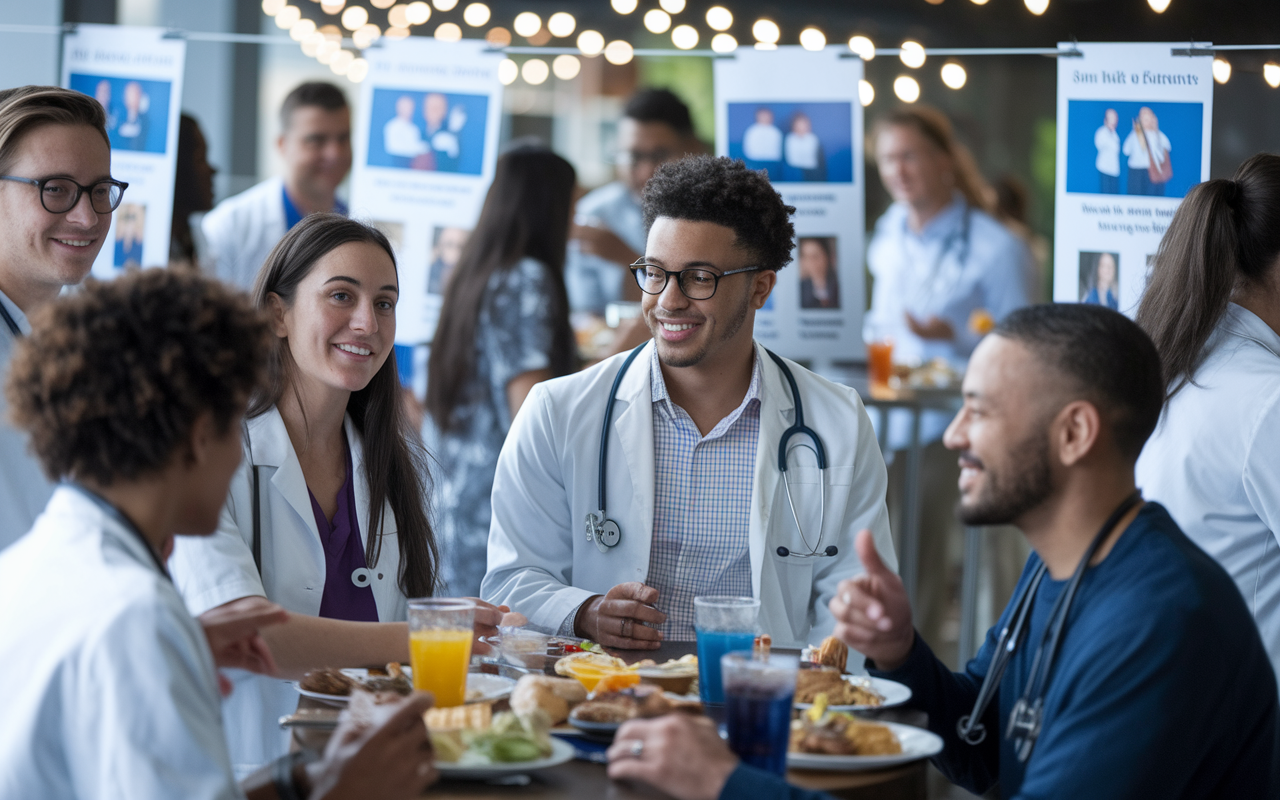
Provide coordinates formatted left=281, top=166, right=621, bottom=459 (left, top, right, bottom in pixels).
left=1136, top=152, right=1280, bottom=683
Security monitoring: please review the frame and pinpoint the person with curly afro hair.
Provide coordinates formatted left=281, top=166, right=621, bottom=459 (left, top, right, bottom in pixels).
left=0, top=268, right=441, bottom=800
left=484, top=155, right=896, bottom=681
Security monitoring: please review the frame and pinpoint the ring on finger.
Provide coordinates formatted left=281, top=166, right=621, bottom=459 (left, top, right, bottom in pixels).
left=621, top=618, right=633, bottom=638
left=627, top=739, right=644, bottom=759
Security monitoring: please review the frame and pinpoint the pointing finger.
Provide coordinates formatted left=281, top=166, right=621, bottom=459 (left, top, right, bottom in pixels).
left=855, top=530, right=891, bottom=578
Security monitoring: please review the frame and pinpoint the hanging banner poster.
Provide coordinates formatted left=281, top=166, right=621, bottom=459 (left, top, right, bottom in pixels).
left=62, top=24, right=186, bottom=277
left=1053, top=41, right=1213, bottom=315
left=714, top=46, right=866, bottom=361
left=350, top=38, right=503, bottom=345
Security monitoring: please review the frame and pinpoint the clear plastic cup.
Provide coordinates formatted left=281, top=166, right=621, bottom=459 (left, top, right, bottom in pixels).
left=694, top=596, right=759, bottom=704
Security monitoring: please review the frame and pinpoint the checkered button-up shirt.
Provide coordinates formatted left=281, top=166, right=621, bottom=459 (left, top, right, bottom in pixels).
left=647, top=347, right=761, bottom=640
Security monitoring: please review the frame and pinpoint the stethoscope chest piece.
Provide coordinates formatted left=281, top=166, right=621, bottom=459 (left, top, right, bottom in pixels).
left=585, top=512, right=621, bottom=554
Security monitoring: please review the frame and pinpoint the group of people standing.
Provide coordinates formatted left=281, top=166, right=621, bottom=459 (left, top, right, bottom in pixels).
left=1, top=74, right=1280, bottom=800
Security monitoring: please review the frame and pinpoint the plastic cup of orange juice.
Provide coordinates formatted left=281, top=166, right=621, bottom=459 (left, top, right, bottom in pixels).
left=408, top=598, right=475, bottom=707
left=867, top=338, right=894, bottom=392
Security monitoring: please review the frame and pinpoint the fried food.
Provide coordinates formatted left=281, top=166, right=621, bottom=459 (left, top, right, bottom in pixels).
left=361, top=662, right=412, bottom=695
left=426, top=702, right=493, bottom=732
left=795, top=668, right=884, bottom=707
left=300, top=668, right=357, bottom=696
left=510, top=675, right=587, bottom=725
left=571, top=684, right=703, bottom=724
left=789, top=694, right=900, bottom=756
left=815, top=636, right=848, bottom=673
left=554, top=650, right=628, bottom=676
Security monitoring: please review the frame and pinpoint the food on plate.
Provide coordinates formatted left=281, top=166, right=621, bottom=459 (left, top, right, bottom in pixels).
left=300, top=668, right=357, bottom=696
left=426, top=701, right=493, bottom=732
left=509, top=674, right=588, bottom=725
left=794, top=667, right=884, bottom=707
left=299, top=663, right=412, bottom=697
left=635, top=654, right=699, bottom=694
left=789, top=694, right=901, bottom=756
left=492, top=629, right=594, bottom=671
left=554, top=650, right=629, bottom=676
left=816, top=636, right=848, bottom=673
left=558, top=650, right=636, bottom=691
left=431, top=708, right=555, bottom=765
left=571, top=684, right=703, bottom=724
left=361, top=662, right=412, bottom=695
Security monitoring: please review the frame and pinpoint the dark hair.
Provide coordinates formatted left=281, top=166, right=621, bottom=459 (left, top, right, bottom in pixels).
left=279, top=82, right=348, bottom=130
left=0, top=85, right=109, bottom=173
left=252, top=214, right=439, bottom=598
left=5, top=269, right=269, bottom=485
left=994, top=304, right=1164, bottom=461
left=625, top=88, right=694, bottom=137
left=872, top=106, right=992, bottom=213
left=642, top=155, right=796, bottom=271
left=172, top=113, right=214, bottom=263
left=1136, top=153, right=1280, bottom=397
left=426, top=143, right=577, bottom=429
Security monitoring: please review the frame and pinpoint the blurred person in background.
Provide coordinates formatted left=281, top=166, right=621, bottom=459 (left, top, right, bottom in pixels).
left=1137, top=153, right=1280, bottom=684
left=865, top=106, right=1034, bottom=666
left=168, top=215, right=502, bottom=775
left=0, top=268, right=438, bottom=800
left=991, top=173, right=1049, bottom=303
left=0, top=86, right=118, bottom=552
left=567, top=88, right=700, bottom=316
left=202, top=82, right=351, bottom=290
left=425, top=143, right=580, bottom=598
left=170, top=113, right=217, bottom=268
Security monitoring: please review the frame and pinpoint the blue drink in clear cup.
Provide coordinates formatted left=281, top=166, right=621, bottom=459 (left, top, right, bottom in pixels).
left=722, top=652, right=799, bottom=776
left=694, top=596, right=760, bottom=704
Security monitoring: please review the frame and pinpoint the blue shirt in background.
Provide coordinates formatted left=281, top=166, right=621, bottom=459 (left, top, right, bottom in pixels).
left=872, top=502, right=1280, bottom=799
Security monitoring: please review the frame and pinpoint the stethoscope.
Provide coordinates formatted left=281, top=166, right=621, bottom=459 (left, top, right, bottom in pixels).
left=0, top=300, right=20, bottom=338
left=584, top=344, right=838, bottom=560
left=904, top=202, right=973, bottom=313
left=956, top=490, right=1143, bottom=763
left=65, top=481, right=171, bottom=580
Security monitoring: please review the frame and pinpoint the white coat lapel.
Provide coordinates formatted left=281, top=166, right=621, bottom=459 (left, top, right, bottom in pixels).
left=248, top=407, right=322, bottom=546
left=612, top=343, right=656, bottom=581
left=749, top=344, right=793, bottom=598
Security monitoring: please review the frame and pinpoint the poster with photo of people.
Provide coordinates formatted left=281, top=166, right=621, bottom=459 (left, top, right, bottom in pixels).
left=1053, top=42, right=1213, bottom=316
left=715, top=47, right=865, bottom=360
left=350, top=37, right=503, bottom=345
left=61, top=25, right=185, bottom=278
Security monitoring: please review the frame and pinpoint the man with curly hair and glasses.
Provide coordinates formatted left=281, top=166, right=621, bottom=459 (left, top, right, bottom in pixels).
left=0, top=85, right=127, bottom=552
left=484, top=156, right=896, bottom=657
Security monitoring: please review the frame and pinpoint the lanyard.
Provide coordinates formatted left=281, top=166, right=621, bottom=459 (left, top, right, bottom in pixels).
left=65, top=482, right=172, bottom=581
left=0, top=299, right=20, bottom=338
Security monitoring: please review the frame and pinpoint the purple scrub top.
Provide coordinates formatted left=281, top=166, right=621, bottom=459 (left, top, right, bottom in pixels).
left=308, top=440, right=380, bottom=622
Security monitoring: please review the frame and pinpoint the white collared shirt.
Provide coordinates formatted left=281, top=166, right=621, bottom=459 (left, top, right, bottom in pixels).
left=1095, top=125, right=1121, bottom=176
left=1137, top=303, right=1280, bottom=682
left=0, top=288, right=54, bottom=553
left=0, top=487, right=239, bottom=800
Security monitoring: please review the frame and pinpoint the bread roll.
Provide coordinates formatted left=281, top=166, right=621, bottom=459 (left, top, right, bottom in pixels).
left=510, top=675, right=586, bottom=725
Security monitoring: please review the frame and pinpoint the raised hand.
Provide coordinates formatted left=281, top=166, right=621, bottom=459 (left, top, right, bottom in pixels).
left=308, top=692, right=438, bottom=800
left=575, top=582, right=666, bottom=649
left=905, top=312, right=956, bottom=342
left=198, top=596, right=288, bottom=695
left=829, top=530, right=915, bottom=671
left=464, top=598, right=507, bottom=656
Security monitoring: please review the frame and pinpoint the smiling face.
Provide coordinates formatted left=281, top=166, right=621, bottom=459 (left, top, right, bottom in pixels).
left=278, top=105, right=352, bottom=200
left=0, top=123, right=112, bottom=306
left=641, top=217, right=775, bottom=370
left=271, top=240, right=398, bottom=398
left=1097, top=253, right=1117, bottom=288
left=943, top=335, right=1058, bottom=527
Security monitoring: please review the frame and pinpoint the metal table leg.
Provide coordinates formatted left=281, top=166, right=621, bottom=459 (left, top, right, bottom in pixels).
left=958, top=526, right=982, bottom=667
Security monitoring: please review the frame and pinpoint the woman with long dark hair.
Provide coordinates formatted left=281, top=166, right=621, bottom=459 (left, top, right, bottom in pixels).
left=170, top=214, right=499, bottom=773
left=425, top=144, right=579, bottom=597
left=1136, top=152, right=1280, bottom=683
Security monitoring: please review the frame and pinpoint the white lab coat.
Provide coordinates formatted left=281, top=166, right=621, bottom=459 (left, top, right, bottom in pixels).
left=0, top=487, right=240, bottom=800
left=482, top=341, right=897, bottom=657
left=169, top=406, right=406, bottom=774
left=1137, top=303, right=1280, bottom=684
left=201, top=176, right=288, bottom=291
left=0, top=289, right=54, bottom=553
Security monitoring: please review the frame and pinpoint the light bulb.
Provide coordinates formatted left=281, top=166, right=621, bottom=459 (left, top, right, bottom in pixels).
left=577, top=30, right=605, bottom=56
left=548, top=12, right=576, bottom=37
left=706, top=6, right=732, bottom=31
left=859, top=79, right=874, bottom=107
left=347, top=58, right=369, bottom=82
left=753, top=19, right=780, bottom=45
left=513, top=12, right=541, bottom=37
left=384, top=26, right=410, bottom=39
left=659, top=0, right=685, bottom=13
left=1024, top=0, right=1049, bottom=15
left=319, top=0, right=345, bottom=14
left=388, top=5, right=409, bottom=27
left=262, top=0, right=286, bottom=16
left=522, top=58, right=549, bottom=85
left=1265, top=62, right=1280, bottom=88
left=900, top=40, right=926, bottom=69
left=352, top=23, right=381, bottom=47
left=941, top=62, right=967, bottom=89
left=405, top=1, right=431, bottom=25
left=604, top=40, right=634, bottom=65
left=710, top=33, right=737, bottom=53
left=671, top=24, right=698, bottom=50
left=970, top=0, right=989, bottom=5
left=848, top=35, right=875, bottom=61
left=435, top=21, right=462, bottom=41
left=799, top=27, right=825, bottom=51
left=433, top=0, right=458, bottom=10
left=644, top=10, right=671, bottom=34
left=275, top=6, right=301, bottom=28
left=462, top=3, right=489, bottom=26
left=553, top=54, right=581, bottom=80
left=1148, top=0, right=1171, bottom=11
left=498, top=59, right=518, bottom=85
left=485, top=27, right=511, bottom=46
left=301, top=31, right=324, bottom=56
left=316, top=39, right=340, bottom=63
left=340, top=5, right=368, bottom=30
left=894, top=75, right=920, bottom=103
left=290, top=18, right=316, bottom=41
left=330, top=49, right=355, bottom=75
left=371, top=0, right=395, bottom=8
left=611, top=0, right=638, bottom=14
left=1213, top=57, right=1231, bottom=84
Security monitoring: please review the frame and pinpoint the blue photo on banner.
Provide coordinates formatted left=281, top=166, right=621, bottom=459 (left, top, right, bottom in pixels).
left=68, top=73, right=171, bottom=154
left=367, top=88, right=488, bottom=175
left=727, top=101, right=854, bottom=184
left=1065, top=99, right=1203, bottom=198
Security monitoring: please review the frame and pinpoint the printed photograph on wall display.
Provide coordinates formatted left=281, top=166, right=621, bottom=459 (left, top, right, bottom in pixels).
left=114, top=203, right=146, bottom=268
left=427, top=226, right=470, bottom=295
left=797, top=236, right=840, bottom=310
left=68, top=74, right=173, bottom=154
left=727, top=101, right=854, bottom=183
left=1078, top=251, right=1120, bottom=310
left=1065, top=99, right=1203, bottom=198
left=367, top=88, right=489, bottom=175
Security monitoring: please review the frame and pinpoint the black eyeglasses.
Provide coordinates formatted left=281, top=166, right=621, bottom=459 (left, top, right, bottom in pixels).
left=631, top=260, right=763, bottom=300
left=0, top=175, right=129, bottom=214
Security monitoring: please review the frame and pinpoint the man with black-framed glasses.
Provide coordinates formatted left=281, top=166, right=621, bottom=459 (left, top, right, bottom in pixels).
left=484, top=156, right=896, bottom=656
left=0, top=86, right=121, bottom=552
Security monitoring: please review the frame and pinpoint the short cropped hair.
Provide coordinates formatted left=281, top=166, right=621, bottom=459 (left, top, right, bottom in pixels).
left=0, top=86, right=109, bottom=174
left=642, top=155, right=797, bottom=271
left=994, top=304, right=1165, bottom=461
left=279, top=81, right=348, bottom=130
left=625, top=88, right=694, bottom=137
left=5, top=270, right=270, bottom=486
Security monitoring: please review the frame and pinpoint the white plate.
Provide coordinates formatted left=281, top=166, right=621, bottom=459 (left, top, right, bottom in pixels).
left=787, top=721, right=943, bottom=771
left=437, top=736, right=576, bottom=779
left=294, top=669, right=516, bottom=707
left=793, top=676, right=912, bottom=712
